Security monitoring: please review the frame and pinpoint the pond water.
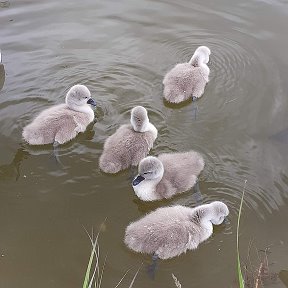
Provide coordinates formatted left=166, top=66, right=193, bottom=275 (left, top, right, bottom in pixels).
left=0, top=0, right=288, bottom=287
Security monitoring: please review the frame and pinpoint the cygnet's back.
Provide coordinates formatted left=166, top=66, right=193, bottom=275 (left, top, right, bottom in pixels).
left=163, top=46, right=211, bottom=103
left=22, top=85, right=96, bottom=145
left=158, top=151, right=204, bottom=197
left=124, top=201, right=229, bottom=259
left=99, top=106, right=157, bottom=174
left=132, top=151, right=204, bottom=201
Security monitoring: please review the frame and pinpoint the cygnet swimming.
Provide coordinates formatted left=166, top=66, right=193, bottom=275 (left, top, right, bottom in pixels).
left=124, top=201, right=229, bottom=260
left=22, top=84, right=96, bottom=145
left=132, top=151, right=204, bottom=201
left=163, top=46, right=211, bottom=103
left=99, top=106, right=158, bottom=174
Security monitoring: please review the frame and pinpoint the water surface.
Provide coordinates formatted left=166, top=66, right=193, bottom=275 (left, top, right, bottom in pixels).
left=0, top=0, right=288, bottom=287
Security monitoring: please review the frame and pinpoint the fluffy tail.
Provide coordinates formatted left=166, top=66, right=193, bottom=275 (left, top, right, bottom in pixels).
left=99, top=155, right=122, bottom=174
left=192, top=151, right=205, bottom=175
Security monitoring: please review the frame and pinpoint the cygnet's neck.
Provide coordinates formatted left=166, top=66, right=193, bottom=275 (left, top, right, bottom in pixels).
left=132, top=120, right=158, bottom=136
left=188, top=204, right=214, bottom=243
left=145, top=122, right=158, bottom=138
left=189, top=53, right=208, bottom=68
left=193, top=204, right=215, bottom=223
left=66, top=100, right=94, bottom=120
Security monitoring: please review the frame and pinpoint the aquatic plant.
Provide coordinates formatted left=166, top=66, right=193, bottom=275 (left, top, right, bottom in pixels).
left=236, top=180, right=247, bottom=288
left=236, top=181, right=278, bottom=288
left=243, top=244, right=278, bottom=287
left=172, top=273, right=182, bottom=288
left=82, top=226, right=106, bottom=288
left=82, top=225, right=141, bottom=288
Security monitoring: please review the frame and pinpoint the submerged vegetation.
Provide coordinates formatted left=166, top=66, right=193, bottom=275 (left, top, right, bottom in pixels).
left=243, top=245, right=277, bottom=288
left=236, top=181, right=279, bottom=288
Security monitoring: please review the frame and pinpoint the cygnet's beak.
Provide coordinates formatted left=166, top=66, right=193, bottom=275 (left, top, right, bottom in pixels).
left=132, top=175, right=145, bottom=186
left=223, top=217, right=230, bottom=225
left=87, top=98, right=97, bottom=106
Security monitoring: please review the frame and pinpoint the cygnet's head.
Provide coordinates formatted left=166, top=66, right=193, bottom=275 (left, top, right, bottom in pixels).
left=65, top=84, right=96, bottom=108
left=190, top=46, right=211, bottom=66
left=209, top=201, right=229, bottom=225
left=130, top=106, right=149, bottom=132
left=132, top=156, right=164, bottom=186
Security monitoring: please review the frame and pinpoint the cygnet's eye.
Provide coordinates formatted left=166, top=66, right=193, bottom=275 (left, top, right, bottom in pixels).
left=85, top=96, right=88, bottom=99
left=143, top=171, right=152, bottom=175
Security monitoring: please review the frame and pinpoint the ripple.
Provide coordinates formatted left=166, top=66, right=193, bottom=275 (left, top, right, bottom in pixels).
left=1, top=0, right=288, bottom=286
left=160, top=30, right=282, bottom=110
left=200, top=138, right=288, bottom=219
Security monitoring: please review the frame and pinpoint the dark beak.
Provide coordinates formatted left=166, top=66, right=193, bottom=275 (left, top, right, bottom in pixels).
left=87, top=98, right=97, bottom=106
left=223, top=217, right=230, bottom=225
left=132, top=175, right=145, bottom=186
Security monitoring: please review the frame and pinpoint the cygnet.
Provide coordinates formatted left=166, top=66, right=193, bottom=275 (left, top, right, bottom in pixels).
left=132, top=151, right=204, bottom=201
left=22, top=84, right=96, bottom=145
left=99, top=106, right=157, bottom=174
left=163, top=46, right=211, bottom=103
left=124, top=201, right=229, bottom=260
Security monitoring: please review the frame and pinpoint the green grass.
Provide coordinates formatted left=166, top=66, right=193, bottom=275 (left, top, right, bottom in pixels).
left=82, top=226, right=106, bottom=288
left=236, top=180, right=247, bottom=288
left=82, top=224, right=141, bottom=288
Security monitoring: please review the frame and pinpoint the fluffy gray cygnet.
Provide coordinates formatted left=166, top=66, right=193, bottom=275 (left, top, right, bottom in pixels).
left=132, top=151, right=204, bottom=201
left=163, top=46, right=211, bottom=103
left=124, top=201, right=229, bottom=260
left=99, top=106, right=158, bottom=174
left=22, top=85, right=96, bottom=145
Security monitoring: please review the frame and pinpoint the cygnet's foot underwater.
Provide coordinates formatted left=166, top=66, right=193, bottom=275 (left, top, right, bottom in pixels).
left=192, top=179, right=203, bottom=204
left=51, top=141, right=64, bottom=167
left=191, top=103, right=199, bottom=120
left=147, top=253, right=158, bottom=280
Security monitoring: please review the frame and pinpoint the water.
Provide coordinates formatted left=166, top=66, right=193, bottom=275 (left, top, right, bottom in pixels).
left=0, top=0, right=288, bottom=287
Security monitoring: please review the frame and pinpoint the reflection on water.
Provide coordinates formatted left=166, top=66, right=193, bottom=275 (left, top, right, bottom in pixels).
left=0, top=147, right=28, bottom=181
left=0, top=0, right=288, bottom=287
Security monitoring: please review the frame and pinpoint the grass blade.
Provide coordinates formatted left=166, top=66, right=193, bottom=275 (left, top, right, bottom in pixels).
left=172, top=273, right=182, bottom=288
left=88, top=243, right=99, bottom=288
left=237, top=180, right=247, bottom=288
left=128, top=263, right=142, bottom=288
left=83, top=220, right=106, bottom=288
left=97, top=254, right=107, bottom=288
left=83, top=240, right=97, bottom=288
left=114, top=269, right=131, bottom=288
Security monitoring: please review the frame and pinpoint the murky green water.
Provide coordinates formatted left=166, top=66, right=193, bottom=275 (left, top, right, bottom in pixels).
left=1, top=0, right=288, bottom=287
